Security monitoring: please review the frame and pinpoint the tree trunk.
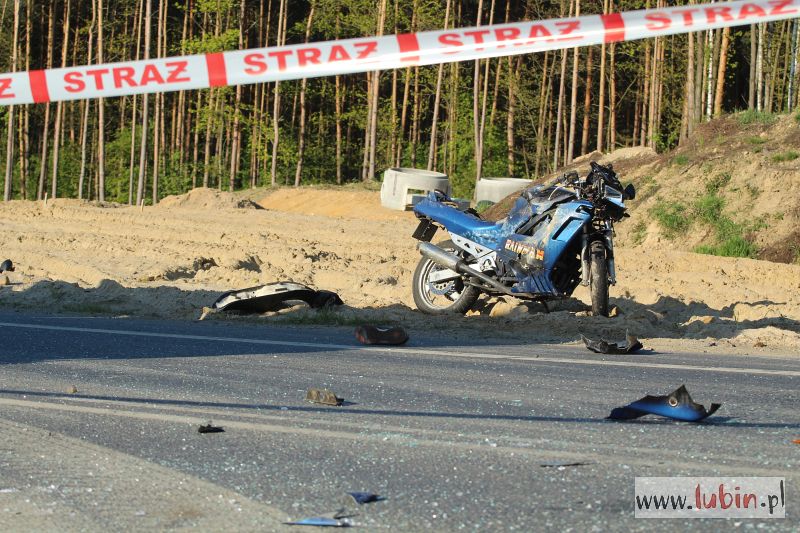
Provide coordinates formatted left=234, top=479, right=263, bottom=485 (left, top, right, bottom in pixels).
left=713, top=27, right=731, bottom=117
left=749, top=24, right=757, bottom=109
left=507, top=56, right=521, bottom=175
left=50, top=0, right=71, bottom=201
left=3, top=0, right=20, bottom=201
left=97, top=0, right=106, bottom=201
left=40, top=4, right=56, bottom=199
left=756, top=23, right=765, bottom=111
left=232, top=0, right=247, bottom=190
left=137, top=0, right=152, bottom=205
left=596, top=0, right=608, bottom=152
left=580, top=47, right=593, bottom=155
left=427, top=0, right=451, bottom=171
left=553, top=47, right=568, bottom=169
left=567, top=0, right=581, bottom=164
left=294, top=3, right=315, bottom=187
left=473, top=0, right=483, bottom=180
left=270, top=0, right=287, bottom=186
left=476, top=0, right=496, bottom=182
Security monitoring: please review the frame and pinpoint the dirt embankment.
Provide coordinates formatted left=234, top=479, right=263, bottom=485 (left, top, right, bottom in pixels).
left=0, top=184, right=798, bottom=354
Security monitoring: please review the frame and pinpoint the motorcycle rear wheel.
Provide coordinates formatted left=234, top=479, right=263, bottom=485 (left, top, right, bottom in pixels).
left=590, top=242, right=609, bottom=317
left=412, top=240, right=480, bottom=315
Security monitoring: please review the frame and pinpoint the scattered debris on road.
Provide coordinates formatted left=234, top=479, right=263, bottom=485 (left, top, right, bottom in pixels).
left=198, top=422, right=225, bottom=433
left=212, top=282, right=343, bottom=313
left=0, top=259, right=14, bottom=273
left=607, top=385, right=721, bottom=422
left=354, top=325, right=409, bottom=345
left=581, top=330, right=643, bottom=354
left=67, top=385, right=78, bottom=394
left=306, top=388, right=344, bottom=406
left=345, top=492, right=385, bottom=505
left=539, top=461, right=591, bottom=468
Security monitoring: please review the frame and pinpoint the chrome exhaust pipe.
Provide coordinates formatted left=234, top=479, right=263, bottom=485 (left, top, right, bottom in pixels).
left=417, top=242, right=512, bottom=295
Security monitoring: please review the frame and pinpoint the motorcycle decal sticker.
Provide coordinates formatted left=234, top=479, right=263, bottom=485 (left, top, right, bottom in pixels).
left=504, top=239, right=544, bottom=260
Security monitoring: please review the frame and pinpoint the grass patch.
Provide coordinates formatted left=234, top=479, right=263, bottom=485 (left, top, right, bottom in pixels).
left=746, top=136, right=767, bottom=145
left=771, top=150, right=799, bottom=163
left=671, top=154, right=690, bottom=166
left=693, top=193, right=725, bottom=224
left=630, top=219, right=647, bottom=246
left=475, top=200, right=495, bottom=214
left=653, top=201, right=691, bottom=238
left=795, top=112, right=800, bottom=123
left=745, top=184, right=760, bottom=199
left=654, top=191, right=761, bottom=258
left=737, top=109, right=777, bottom=125
left=693, top=236, right=758, bottom=258
left=704, top=173, right=731, bottom=194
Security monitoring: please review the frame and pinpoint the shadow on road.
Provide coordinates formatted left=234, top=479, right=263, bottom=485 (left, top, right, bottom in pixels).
left=1, top=389, right=798, bottom=430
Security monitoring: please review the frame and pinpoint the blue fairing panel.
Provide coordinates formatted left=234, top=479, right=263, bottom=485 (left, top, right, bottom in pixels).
left=413, top=197, right=533, bottom=249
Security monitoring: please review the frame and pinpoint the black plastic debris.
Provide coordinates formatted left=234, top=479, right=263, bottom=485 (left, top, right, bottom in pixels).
left=285, top=517, right=353, bottom=527
left=608, top=385, right=721, bottom=422
left=306, top=388, right=344, bottom=407
left=198, top=423, right=225, bottom=433
left=581, top=330, right=643, bottom=354
left=354, top=325, right=409, bottom=346
left=345, top=492, right=385, bottom=505
left=212, top=282, right=343, bottom=313
left=0, top=259, right=13, bottom=273
left=539, top=461, right=591, bottom=468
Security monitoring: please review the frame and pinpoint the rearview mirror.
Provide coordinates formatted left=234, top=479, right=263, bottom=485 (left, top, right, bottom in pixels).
left=624, top=183, right=636, bottom=200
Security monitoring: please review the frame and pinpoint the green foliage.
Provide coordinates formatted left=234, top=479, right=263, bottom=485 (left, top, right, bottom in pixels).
left=653, top=201, right=691, bottom=238
left=672, top=154, right=690, bottom=166
left=771, top=150, right=799, bottom=163
left=630, top=219, right=647, bottom=246
left=475, top=200, right=495, bottom=214
left=737, top=109, right=777, bottom=125
left=746, top=136, right=767, bottom=145
left=693, top=193, right=725, bottom=224
left=704, top=172, right=731, bottom=194
left=693, top=236, right=758, bottom=258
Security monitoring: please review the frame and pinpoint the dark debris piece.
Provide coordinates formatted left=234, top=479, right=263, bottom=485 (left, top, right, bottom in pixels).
left=582, top=330, right=643, bottom=354
left=539, top=461, right=591, bottom=468
left=354, top=325, right=409, bottom=346
left=0, top=259, right=14, bottom=273
left=285, top=517, right=353, bottom=527
left=213, top=282, right=343, bottom=313
left=346, top=492, right=385, bottom=505
left=198, top=423, right=225, bottom=433
left=607, top=385, right=721, bottom=422
left=306, top=388, right=344, bottom=407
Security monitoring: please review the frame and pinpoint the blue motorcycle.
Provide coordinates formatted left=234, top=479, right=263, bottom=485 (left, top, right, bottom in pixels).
left=410, top=162, right=635, bottom=317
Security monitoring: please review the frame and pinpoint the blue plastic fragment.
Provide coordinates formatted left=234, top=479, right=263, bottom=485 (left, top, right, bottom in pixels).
left=285, top=517, right=352, bottom=527
left=608, top=385, right=721, bottom=422
left=347, top=492, right=385, bottom=504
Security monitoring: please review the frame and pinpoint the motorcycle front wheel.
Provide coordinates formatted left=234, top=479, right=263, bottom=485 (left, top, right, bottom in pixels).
left=412, top=240, right=480, bottom=315
left=590, top=241, right=609, bottom=317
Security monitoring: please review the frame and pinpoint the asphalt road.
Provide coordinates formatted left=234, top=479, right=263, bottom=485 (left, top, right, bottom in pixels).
left=0, top=310, right=797, bottom=531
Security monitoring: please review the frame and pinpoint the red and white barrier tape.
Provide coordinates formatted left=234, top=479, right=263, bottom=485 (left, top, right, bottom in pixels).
left=1, top=0, right=798, bottom=105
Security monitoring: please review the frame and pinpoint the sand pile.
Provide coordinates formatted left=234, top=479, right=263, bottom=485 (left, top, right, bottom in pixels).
left=158, top=187, right=262, bottom=210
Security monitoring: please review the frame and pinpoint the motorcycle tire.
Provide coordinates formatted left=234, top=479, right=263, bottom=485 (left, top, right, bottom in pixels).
left=412, top=240, right=480, bottom=315
left=590, top=242, right=609, bottom=317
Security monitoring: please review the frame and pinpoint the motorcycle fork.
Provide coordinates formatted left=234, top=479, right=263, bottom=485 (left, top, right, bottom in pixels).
left=580, top=228, right=591, bottom=286
left=604, top=220, right=617, bottom=285
left=581, top=223, right=616, bottom=286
